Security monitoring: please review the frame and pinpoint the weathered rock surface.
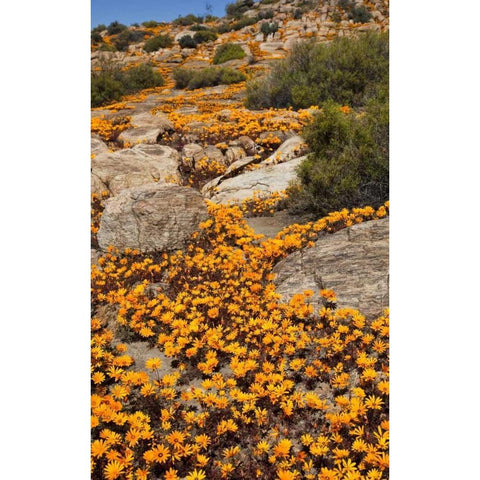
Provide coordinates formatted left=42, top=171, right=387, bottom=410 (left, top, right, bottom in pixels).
left=273, top=218, right=389, bottom=318
left=91, top=135, right=109, bottom=155
left=91, top=144, right=180, bottom=195
left=204, top=156, right=304, bottom=204
left=246, top=210, right=313, bottom=239
left=262, top=135, right=309, bottom=166
left=117, top=112, right=174, bottom=145
left=97, top=183, right=208, bottom=253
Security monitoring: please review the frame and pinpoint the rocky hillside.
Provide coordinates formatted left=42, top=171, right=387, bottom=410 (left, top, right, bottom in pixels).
left=91, top=2, right=390, bottom=479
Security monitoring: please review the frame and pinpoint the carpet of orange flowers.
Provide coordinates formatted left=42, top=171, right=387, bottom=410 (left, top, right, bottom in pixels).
left=91, top=200, right=389, bottom=480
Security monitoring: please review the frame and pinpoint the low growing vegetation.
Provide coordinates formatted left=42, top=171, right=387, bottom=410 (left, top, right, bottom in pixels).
left=288, top=100, right=389, bottom=216
left=213, top=43, right=246, bottom=64
left=91, top=199, right=389, bottom=480
left=143, top=34, right=174, bottom=52
left=91, top=63, right=164, bottom=107
left=246, top=32, right=388, bottom=110
left=173, top=67, right=246, bottom=90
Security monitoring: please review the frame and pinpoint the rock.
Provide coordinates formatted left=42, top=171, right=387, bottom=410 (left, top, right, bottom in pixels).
left=225, top=146, right=247, bottom=165
left=205, top=156, right=305, bottom=204
left=262, top=135, right=309, bottom=166
left=204, top=146, right=226, bottom=165
left=97, top=183, right=208, bottom=253
left=117, top=112, right=174, bottom=145
left=91, top=135, right=109, bottom=156
left=246, top=211, right=312, bottom=239
left=131, top=112, right=174, bottom=132
left=217, top=109, right=234, bottom=121
left=117, top=126, right=164, bottom=145
left=273, top=218, right=389, bottom=318
left=234, top=136, right=258, bottom=156
left=91, top=144, right=180, bottom=196
left=181, top=143, right=205, bottom=171
left=223, top=156, right=258, bottom=176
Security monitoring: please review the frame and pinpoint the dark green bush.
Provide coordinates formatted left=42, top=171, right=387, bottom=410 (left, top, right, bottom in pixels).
left=178, top=35, right=197, bottom=48
left=190, top=24, right=208, bottom=31
left=91, top=31, right=103, bottom=44
left=173, top=14, right=203, bottom=26
left=260, top=0, right=278, bottom=4
left=193, top=30, right=218, bottom=44
left=143, top=34, right=174, bottom=52
left=107, top=21, right=128, bottom=35
left=173, top=67, right=246, bottom=90
left=91, top=72, right=125, bottom=107
left=349, top=6, right=372, bottom=23
left=226, top=0, right=254, bottom=19
left=123, top=64, right=164, bottom=92
left=232, top=16, right=257, bottom=30
left=260, top=21, right=278, bottom=40
left=213, top=43, right=246, bottom=64
left=246, top=32, right=388, bottom=110
left=113, top=30, right=146, bottom=51
left=204, top=15, right=219, bottom=22
left=216, top=23, right=232, bottom=34
left=91, top=63, right=164, bottom=107
left=92, top=24, right=106, bottom=34
left=142, top=20, right=160, bottom=28
left=257, top=9, right=274, bottom=19
left=287, top=100, right=388, bottom=215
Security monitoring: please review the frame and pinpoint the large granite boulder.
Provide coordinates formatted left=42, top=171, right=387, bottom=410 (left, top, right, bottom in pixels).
left=97, top=183, right=208, bottom=253
left=91, top=144, right=180, bottom=196
left=273, top=218, right=389, bottom=318
left=117, top=112, right=174, bottom=145
left=91, top=135, right=109, bottom=156
left=203, top=156, right=305, bottom=204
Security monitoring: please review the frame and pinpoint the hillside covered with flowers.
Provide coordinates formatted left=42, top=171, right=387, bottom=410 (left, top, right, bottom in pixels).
left=91, top=1, right=389, bottom=479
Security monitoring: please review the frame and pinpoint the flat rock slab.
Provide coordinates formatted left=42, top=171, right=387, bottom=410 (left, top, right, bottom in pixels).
left=205, top=156, right=305, bottom=205
left=273, top=218, right=389, bottom=318
left=246, top=211, right=312, bottom=239
left=97, top=183, right=208, bottom=253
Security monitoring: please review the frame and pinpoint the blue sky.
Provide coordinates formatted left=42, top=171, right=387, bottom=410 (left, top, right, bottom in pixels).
left=92, top=0, right=233, bottom=28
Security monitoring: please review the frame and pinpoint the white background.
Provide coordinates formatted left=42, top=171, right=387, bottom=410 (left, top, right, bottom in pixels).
left=1, top=1, right=479, bottom=477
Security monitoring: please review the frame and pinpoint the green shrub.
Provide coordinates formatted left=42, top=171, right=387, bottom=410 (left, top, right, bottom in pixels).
left=260, top=0, right=278, bottom=4
left=204, top=14, right=219, bottom=23
left=173, top=67, right=246, bottom=90
left=213, top=43, right=246, bottom=64
left=257, top=9, right=274, bottom=19
left=226, top=0, right=254, bottom=19
left=92, top=24, right=106, bottom=34
left=246, top=32, right=388, bottom=110
left=143, top=34, right=174, bottom=52
left=172, top=69, right=195, bottom=89
left=190, top=24, right=209, bottom=31
left=287, top=100, right=388, bottom=215
left=91, top=72, right=125, bottom=107
left=193, top=30, right=218, bottom=44
left=142, top=20, right=160, bottom=28
left=107, top=21, right=128, bottom=35
left=349, top=6, right=372, bottom=23
left=260, top=21, right=278, bottom=40
left=123, top=64, right=164, bottom=92
left=91, top=63, right=164, bottom=107
left=178, top=35, right=197, bottom=49
left=232, top=16, right=257, bottom=30
left=113, top=30, right=146, bottom=51
left=173, top=14, right=203, bottom=26
left=91, top=31, right=103, bottom=44
left=99, top=44, right=117, bottom=52
left=216, top=23, right=232, bottom=34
